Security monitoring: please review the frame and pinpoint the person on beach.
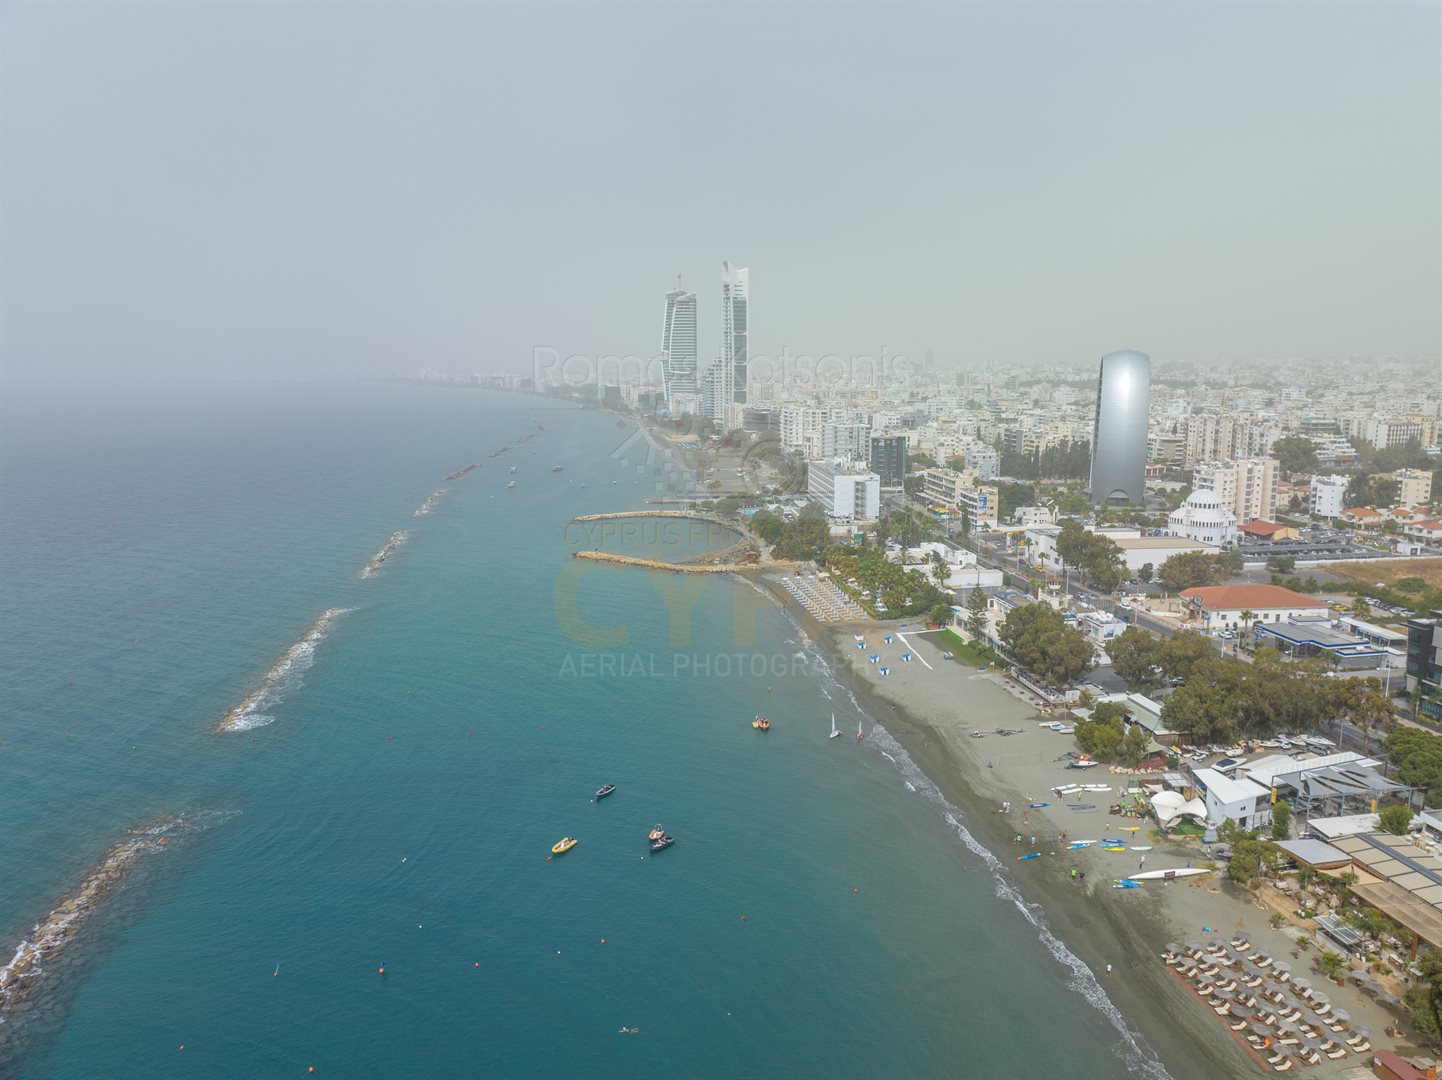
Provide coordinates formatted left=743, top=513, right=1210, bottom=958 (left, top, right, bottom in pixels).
left=1139, top=856, right=1147, bottom=870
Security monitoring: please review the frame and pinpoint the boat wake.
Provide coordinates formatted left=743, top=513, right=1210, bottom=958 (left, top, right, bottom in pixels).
left=361, top=530, right=409, bottom=577
left=215, top=608, right=347, bottom=733
left=779, top=607, right=1172, bottom=1080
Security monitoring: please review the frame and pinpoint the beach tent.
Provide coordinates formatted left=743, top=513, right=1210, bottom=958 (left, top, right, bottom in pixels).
left=1151, top=791, right=1207, bottom=827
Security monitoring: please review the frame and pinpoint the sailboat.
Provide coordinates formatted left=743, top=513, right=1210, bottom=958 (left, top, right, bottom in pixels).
left=829, top=713, right=841, bottom=740
left=856, top=720, right=865, bottom=743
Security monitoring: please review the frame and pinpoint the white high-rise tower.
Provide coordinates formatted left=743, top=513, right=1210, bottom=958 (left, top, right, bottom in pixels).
left=660, top=276, right=697, bottom=407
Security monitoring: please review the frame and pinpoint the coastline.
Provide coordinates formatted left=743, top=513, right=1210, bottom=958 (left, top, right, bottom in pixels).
left=752, top=569, right=1262, bottom=1080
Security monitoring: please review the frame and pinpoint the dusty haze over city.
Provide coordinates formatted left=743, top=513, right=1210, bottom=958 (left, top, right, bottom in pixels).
left=1, top=1, right=1438, bottom=387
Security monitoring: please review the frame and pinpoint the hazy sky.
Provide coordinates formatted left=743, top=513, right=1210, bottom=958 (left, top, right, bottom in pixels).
left=2, top=1, right=1438, bottom=383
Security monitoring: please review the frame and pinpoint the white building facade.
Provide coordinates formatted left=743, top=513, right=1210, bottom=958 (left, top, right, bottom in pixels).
left=1166, top=489, right=1238, bottom=545
left=808, top=460, right=880, bottom=520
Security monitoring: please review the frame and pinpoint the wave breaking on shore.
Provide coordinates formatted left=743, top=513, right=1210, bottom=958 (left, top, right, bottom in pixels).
left=0, top=818, right=190, bottom=1018
left=215, top=608, right=347, bottom=733
left=783, top=604, right=1172, bottom=1080
left=361, top=530, right=409, bottom=577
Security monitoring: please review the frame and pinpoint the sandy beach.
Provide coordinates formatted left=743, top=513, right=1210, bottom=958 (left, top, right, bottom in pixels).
left=766, top=577, right=1407, bottom=1080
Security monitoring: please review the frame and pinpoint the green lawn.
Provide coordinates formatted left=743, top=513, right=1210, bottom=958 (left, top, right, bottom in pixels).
left=942, top=628, right=990, bottom=667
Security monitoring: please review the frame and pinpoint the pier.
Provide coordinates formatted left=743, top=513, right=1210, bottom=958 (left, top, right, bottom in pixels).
left=571, top=550, right=738, bottom=573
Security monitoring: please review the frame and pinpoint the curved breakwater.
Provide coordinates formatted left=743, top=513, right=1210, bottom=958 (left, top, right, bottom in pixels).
left=0, top=819, right=189, bottom=1018
left=214, top=608, right=348, bottom=733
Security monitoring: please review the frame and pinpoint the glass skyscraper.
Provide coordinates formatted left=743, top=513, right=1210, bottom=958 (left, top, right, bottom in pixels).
left=721, top=260, right=748, bottom=404
left=1088, top=349, right=1151, bottom=505
left=661, top=278, right=698, bottom=403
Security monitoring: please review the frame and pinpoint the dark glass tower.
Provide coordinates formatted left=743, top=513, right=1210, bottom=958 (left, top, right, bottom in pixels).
left=1088, top=350, right=1151, bottom=505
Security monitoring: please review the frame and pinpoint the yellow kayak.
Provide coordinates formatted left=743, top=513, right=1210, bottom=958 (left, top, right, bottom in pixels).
left=551, top=837, right=578, bottom=855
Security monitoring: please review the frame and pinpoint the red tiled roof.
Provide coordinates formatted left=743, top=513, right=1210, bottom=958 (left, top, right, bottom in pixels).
left=1342, top=507, right=1382, bottom=517
left=1238, top=519, right=1287, bottom=536
left=1178, top=584, right=1325, bottom=610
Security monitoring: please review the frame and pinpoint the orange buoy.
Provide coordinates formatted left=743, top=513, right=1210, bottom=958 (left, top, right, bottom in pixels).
left=474, top=962, right=479, bottom=967
left=853, top=888, right=859, bottom=893
left=600, top=938, right=606, bottom=944
left=179, top=1045, right=185, bottom=1051
left=309, top=1069, right=315, bottom=1074
left=378, top=966, right=385, bottom=974
left=740, top=915, right=747, bottom=921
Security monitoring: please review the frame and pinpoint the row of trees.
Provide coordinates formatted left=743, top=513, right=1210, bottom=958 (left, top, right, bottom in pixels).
left=822, top=546, right=953, bottom=622
left=1108, top=628, right=1399, bottom=749
left=998, top=439, right=1091, bottom=481
left=996, top=604, right=1094, bottom=689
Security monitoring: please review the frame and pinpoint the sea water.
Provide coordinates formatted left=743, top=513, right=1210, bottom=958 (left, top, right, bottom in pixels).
left=0, top=381, right=1164, bottom=1077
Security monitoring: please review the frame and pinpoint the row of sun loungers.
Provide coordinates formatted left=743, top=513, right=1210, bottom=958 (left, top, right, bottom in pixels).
left=781, top=575, right=866, bottom=623
left=1163, top=939, right=1371, bottom=1070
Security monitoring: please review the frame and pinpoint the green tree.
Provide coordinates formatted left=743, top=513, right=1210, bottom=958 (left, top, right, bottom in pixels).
left=1158, top=551, right=1231, bottom=592
left=1379, top=804, right=1414, bottom=836
left=996, top=603, right=1095, bottom=690
left=1383, top=729, right=1442, bottom=809
left=1352, top=595, right=1372, bottom=620
left=1404, top=949, right=1442, bottom=1046
left=965, top=586, right=988, bottom=642
left=1325, top=676, right=1396, bottom=754
left=997, top=482, right=1037, bottom=522
left=1271, top=799, right=1291, bottom=840
left=926, top=601, right=953, bottom=627
left=1105, top=627, right=1164, bottom=694
left=1159, top=631, right=1215, bottom=683
left=1137, top=562, right=1153, bottom=584
left=1317, top=951, right=1346, bottom=979
left=1270, top=435, right=1318, bottom=475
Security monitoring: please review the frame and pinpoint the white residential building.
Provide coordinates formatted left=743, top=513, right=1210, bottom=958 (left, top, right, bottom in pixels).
left=1309, top=474, right=1349, bottom=519
left=807, top=460, right=880, bottom=520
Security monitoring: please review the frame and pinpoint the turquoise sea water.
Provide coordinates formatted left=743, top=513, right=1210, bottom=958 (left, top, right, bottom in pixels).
left=1, top=383, right=1165, bottom=1078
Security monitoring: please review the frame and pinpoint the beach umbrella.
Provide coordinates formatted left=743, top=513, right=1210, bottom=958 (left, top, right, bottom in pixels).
left=1249, top=1021, right=1271, bottom=1039
left=1363, top=981, right=1383, bottom=996
left=1291, top=977, right=1311, bottom=992
left=1330, top=1008, right=1350, bottom=1026
left=1378, top=992, right=1401, bottom=1008
left=1164, top=942, right=1181, bottom=955
left=1272, top=961, right=1290, bottom=977
left=1310, top=992, right=1329, bottom=1007
left=1356, top=1027, right=1373, bottom=1040
left=1350, top=971, right=1368, bottom=985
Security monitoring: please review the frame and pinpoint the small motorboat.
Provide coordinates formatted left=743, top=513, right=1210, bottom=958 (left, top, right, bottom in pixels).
left=649, top=835, right=675, bottom=853
left=648, top=825, right=665, bottom=842
left=596, top=784, right=616, bottom=799
left=552, top=465, right=565, bottom=472
left=506, top=480, right=516, bottom=488
left=509, top=466, right=517, bottom=473
left=752, top=716, right=770, bottom=730
left=551, top=837, right=578, bottom=855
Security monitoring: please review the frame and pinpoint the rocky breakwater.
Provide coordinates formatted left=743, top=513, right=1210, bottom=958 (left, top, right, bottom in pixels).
left=214, top=607, right=347, bottom=733
left=414, top=490, right=445, bottom=516
left=361, top=530, right=409, bottom=578
left=1, top=818, right=186, bottom=1017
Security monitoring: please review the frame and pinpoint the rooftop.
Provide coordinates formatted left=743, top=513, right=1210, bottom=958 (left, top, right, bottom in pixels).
left=1275, top=838, right=1352, bottom=868
left=1179, top=584, right=1326, bottom=610
left=1240, top=750, right=1381, bottom=787
left=1112, top=536, right=1211, bottom=551
left=1191, top=767, right=1270, bottom=805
